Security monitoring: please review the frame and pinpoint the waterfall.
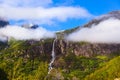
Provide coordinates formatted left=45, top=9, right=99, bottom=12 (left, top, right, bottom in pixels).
left=48, top=38, right=57, bottom=74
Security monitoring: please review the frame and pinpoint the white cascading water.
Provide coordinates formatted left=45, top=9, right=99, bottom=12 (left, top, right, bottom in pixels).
left=48, top=38, right=57, bottom=74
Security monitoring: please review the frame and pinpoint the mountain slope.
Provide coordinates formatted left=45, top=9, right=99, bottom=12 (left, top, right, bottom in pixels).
left=0, top=40, right=51, bottom=80
left=83, top=10, right=120, bottom=28
left=85, top=56, right=120, bottom=80
left=57, top=10, right=120, bottom=36
left=0, top=39, right=120, bottom=80
left=0, top=11, right=120, bottom=80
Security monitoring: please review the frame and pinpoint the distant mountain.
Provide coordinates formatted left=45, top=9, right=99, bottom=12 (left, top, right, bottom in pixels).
left=22, top=23, right=39, bottom=29
left=0, top=18, right=9, bottom=27
left=83, top=10, right=120, bottom=28
left=59, top=10, right=120, bottom=36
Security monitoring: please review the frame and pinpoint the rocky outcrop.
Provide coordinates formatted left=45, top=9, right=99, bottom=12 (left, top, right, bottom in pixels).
left=16, top=39, right=120, bottom=60
left=18, top=40, right=53, bottom=61
left=54, top=40, right=120, bottom=57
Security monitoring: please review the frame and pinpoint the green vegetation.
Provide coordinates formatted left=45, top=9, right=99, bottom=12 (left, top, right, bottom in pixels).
left=85, top=56, right=120, bottom=80
left=46, top=53, right=120, bottom=80
left=63, top=27, right=79, bottom=35
left=49, top=53, right=110, bottom=79
left=0, top=41, right=7, bottom=51
left=0, top=40, right=51, bottom=80
left=0, top=39, right=120, bottom=80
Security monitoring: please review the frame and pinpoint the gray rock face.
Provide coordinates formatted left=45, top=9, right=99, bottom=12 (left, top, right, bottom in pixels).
left=54, top=40, right=120, bottom=57
left=14, top=39, right=120, bottom=61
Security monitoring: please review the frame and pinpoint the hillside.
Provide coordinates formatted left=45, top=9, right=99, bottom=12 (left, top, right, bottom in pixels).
left=56, top=11, right=120, bottom=42
left=85, top=56, right=120, bottom=80
left=0, top=39, right=120, bottom=80
left=0, top=11, right=120, bottom=80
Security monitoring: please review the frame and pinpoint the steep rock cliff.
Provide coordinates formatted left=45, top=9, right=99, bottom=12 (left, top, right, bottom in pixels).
left=55, top=40, right=120, bottom=57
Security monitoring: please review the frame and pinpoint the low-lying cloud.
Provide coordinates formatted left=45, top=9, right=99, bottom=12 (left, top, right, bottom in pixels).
left=0, top=26, right=55, bottom=41
left=66, top=18, right=120, bottom=43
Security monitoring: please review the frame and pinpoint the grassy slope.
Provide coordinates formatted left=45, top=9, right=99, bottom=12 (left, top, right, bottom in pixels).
left=0, top=40, right=49, bottom=80
left=85, top=56, right=120, bottom=80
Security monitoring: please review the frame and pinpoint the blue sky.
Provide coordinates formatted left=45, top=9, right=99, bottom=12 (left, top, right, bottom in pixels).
left=0, top=0, right=120, bottom=31
left=52, top=0, right=120, bottom=30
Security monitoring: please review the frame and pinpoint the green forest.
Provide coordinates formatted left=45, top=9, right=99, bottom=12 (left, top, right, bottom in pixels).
left=0, top=39, right=120, bottom=80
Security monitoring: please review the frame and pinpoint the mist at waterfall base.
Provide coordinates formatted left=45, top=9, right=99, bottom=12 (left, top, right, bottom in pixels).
left=66, top=18, right=120, bottom=43
left=0, top=25, right=55, bottom=41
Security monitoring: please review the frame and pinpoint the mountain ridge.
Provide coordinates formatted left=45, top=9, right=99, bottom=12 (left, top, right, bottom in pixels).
left=0, top=10, right=120, bottom=80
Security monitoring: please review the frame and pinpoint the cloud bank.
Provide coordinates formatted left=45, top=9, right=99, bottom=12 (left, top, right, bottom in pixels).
left=0, top=0, right=93, bottom=25
left=66, top=18, right=120, bottom=43
left=0, top=6, right=92, bottom=24
left=0, top=26, right=55, bottom=41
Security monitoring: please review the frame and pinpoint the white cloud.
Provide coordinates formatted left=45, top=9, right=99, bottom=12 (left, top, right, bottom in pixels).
left=0, top=6, right=92, bottom=24
left=0, top=0, right=52, bottom=7
left=0, top=0, right=93, bottom=25
left=66, top=18, right=120, bottom=43
left=0, top=35, right=7, bottom=42
left=0, top=26, right=55, bottom=41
